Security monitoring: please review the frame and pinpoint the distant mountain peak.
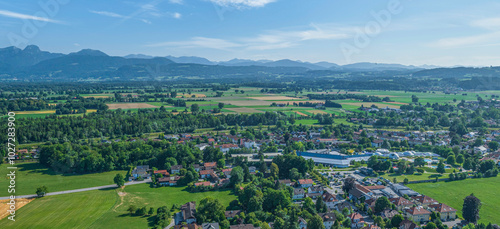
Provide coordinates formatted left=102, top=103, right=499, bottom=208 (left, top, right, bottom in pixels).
left=24, top=45, right=41, bottom=52
left=69, top=49, right=108, bottom=56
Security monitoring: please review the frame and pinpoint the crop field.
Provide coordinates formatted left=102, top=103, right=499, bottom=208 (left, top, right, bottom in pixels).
left=0, top=162, right=127, bottom=196
left=106, top=103, right=159, bottom=109
left=248, top=96, right=305, bottom=100
left=408, top=176, right=500, bottom=224
left=226, top=107, right=264, bottom=113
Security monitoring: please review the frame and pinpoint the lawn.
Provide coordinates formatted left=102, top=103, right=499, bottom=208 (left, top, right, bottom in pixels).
left=0, top=189, right=117, bottom=229
left=91, top=184, right=237, bottom=228
left=0, top=162, right=126, bottom=196
left=381, top=172, right=447, bottom=183
left=0, top=184, right=237, bottom=228
left=408, top=176, right=500, bottom=224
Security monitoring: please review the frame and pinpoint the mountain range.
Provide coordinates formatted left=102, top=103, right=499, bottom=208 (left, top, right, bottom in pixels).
left=0, top=45, right=495, bottom=82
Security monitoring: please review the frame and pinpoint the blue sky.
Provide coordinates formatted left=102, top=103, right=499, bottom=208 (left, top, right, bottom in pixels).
left=1, top=0, right=500, bottom=66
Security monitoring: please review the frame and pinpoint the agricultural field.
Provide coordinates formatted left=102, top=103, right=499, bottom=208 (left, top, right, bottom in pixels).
left=106, top=103, right=159, bottom=110
left=408, top=176, right=500, bottom=224
left=0, top=162, right=127, bottom=196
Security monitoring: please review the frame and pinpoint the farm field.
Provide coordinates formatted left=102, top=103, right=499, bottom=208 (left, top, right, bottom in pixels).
left=0, top=189, right=117, bottom=228
left=106, top=103, right=159, bottom=109
left=0, top=162, right=127, bottom=196
left=408, top=176, right=500, bottom=224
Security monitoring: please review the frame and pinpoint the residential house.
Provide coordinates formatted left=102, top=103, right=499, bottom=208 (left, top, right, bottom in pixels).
left=229, top=224, right=259, bottom=229
left=171, top=165, right=183, bottom=174
left=349, top=184, right=374, bottom=201
left=308, top=185, right=324, bottom=194
left=405, top=207, right=431, bottom=223
left=381, top=209, right=399, bottom=219
left=298, top=217, right=307, bottom=229
left=200, top=169, right=214, bottom=179
left=248, top=166, right=257, bottom=173
left=202, top=223, right=220, bottom=229
left=399, top=220, right=419, bottom=229
left=204, top=162, right=217, bottom=170
left=131, top=165, right=150, bottom=181
left=336, top=201, right=352, bottom=213
left=348, top=212, right=365, bottom=229
left=173, top=224, right=200, bottom=229
left=293, top=188, right=305, bottom=199
left=411, top=195, right=438, bottom=207
left=363, top=225, right=381, bottom=229
left=176, top=202, right=196, bottom=225
left=390, top=197, right=414, bottom=210
left=278, top=179, right=295, bottom=187
left=154, top=170, right=170, bottom=176
left=297, top=179, right=314, bottom=188
left=224, top=210, right=242, bottom=220
left=428, top=203, right=457, bottom=221
left=222, top=168, right=233, bottom=179
left=322, top=192, right=338, bottom=210
left=319, top=213, right=337, bottom=229
left=194, top=181, right=213, bottom=187
left=193, top=164, right=202, bottom=172
left=217, top=144, right=239, bottom=153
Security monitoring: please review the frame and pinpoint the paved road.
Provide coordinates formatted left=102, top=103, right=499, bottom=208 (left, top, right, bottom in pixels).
left=164, top=217, right=175, bottom=229
left=0, top=179, right=151, bottom=200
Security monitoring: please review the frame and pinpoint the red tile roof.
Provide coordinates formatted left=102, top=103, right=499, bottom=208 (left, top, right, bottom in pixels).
left=405, top=206, right=431, bottom=215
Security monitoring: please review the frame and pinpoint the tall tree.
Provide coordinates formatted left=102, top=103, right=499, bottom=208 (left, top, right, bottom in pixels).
left=114, top=173, right=125, bottom=187
left=375, top=196, right=391, bottom=213
left=463, top=193, right=482, bottom=223
left=342, top=177, right=356, bottom=193
left=307, top=214, right=325, bottom=229
left=196, top=197, right=225, bottom=223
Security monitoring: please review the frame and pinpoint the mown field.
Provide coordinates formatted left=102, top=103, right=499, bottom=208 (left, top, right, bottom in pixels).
left=408, top=176, right=500, bottom=224
left=0, top=162, right=126, bottom=196
left=0, top=184, right=237, bottom=228
left=0, top=189, right=117, bottom=229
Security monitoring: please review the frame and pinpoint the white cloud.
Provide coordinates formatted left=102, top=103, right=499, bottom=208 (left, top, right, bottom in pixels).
left=430, top=32, right=500, bottom=48
left=169, top=0, right=184, bottom=4
left=208, top=0, right=276, bottom=8
left=172, top=12, right=181, bottom=19
left=470, top=17, right=500, bottom=30
left=146, top=24, right=350, bottom=51
left=89, top=10, right=125, bottom=18
left=141, top=19, right=152, bottom=24
left=0, top=9, right=62, bottom=23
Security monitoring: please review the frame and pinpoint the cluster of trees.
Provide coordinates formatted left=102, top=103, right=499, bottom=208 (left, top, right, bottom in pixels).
left=0, top=109, right=286, bottom=145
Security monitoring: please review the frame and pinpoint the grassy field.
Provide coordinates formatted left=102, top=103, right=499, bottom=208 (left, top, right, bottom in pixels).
left=0, top=189, right=117, bottom=229
left=408, top=176, right=500, bottom=224
left=0, top=162, right=127, bottom=196
left=92, top=184, right=237, bottom=228
left=0, top=183, right=237, bottom=228
left=381, top=172, right=448, bottom=182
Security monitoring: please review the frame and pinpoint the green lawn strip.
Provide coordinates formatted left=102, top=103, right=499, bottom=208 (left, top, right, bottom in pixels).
left=0, top=189, right=117, bottom=229
left=408, top=176, right=500, bottom=224
left=0, top=162, right=126, bottom=196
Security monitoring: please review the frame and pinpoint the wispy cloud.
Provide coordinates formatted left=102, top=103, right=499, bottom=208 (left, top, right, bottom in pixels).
left=89, top=10, right=125, bottom=18
left=169, top=0, right=184, bottom=4
left=431, top=32, right=500, bottom=48
left=146, top=24, right=350, bottom=51
left=0, top=9, right=62, bottom=23
left=208, top=0, right=276, bottom=8
left=470, top=17, right=500, bottom=30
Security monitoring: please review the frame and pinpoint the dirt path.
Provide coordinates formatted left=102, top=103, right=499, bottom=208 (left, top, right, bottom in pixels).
left=0, top=198, right=34, bottom=220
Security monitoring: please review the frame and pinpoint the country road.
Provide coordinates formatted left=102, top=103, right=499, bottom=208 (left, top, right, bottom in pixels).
left=0, top=179, right=151, bottom=200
